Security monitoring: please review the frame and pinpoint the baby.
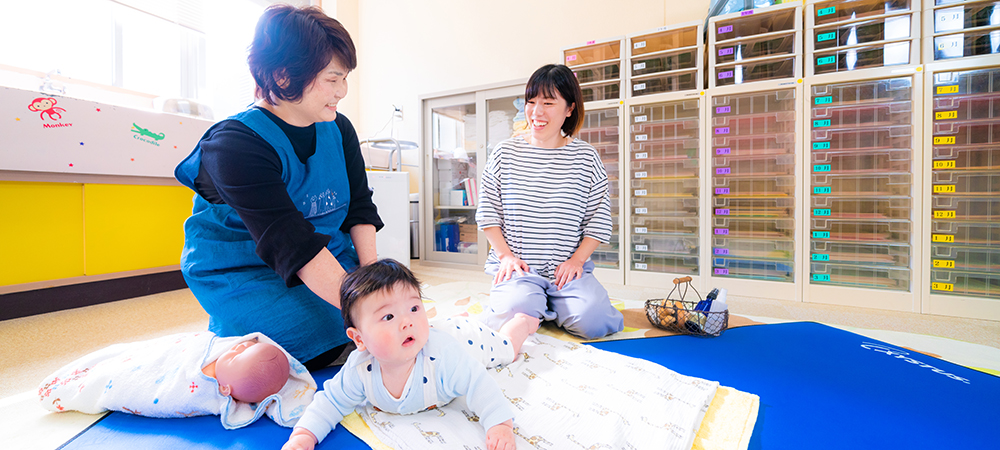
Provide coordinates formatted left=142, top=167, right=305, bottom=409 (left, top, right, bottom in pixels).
left=282, top=259, right=538, bottom=450
left=39, top=331, right=313, bottom=429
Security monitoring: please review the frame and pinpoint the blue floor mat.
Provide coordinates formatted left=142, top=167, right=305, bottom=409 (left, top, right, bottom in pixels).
left=59, top=322, right=1000, bottom=449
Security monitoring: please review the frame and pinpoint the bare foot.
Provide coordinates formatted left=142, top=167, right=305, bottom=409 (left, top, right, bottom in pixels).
left=499, top=313, right=541, bottom=356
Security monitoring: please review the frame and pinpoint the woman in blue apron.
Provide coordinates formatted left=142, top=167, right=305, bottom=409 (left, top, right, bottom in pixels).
left=175, top=5, right=382, bottom=370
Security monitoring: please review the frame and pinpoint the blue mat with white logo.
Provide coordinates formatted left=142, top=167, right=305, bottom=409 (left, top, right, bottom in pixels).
left=59, top=322, right=999, bottom=449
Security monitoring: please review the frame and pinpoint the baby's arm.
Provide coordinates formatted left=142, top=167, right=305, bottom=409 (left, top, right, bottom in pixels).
left=281, top=428, right=318, bottom=450
left=486, top=419, right=515, bottom=450
left=441, top=351, right=516, bottom=449
left=286, top=364, right=367, bottom=448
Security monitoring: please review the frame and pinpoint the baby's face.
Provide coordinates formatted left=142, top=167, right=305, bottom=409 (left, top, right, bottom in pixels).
left=350, top=284, right=429, bottom=367
left=215, top=339, right=289, bottom=402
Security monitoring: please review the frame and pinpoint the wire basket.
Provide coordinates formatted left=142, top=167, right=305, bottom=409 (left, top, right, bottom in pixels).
left=644, top=277, right=729, bottom=337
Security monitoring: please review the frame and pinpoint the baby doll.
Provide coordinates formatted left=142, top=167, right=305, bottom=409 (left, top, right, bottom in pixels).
left=38, top=331, right=316, bottom=429
left=282, top=259, right=538, bottom=450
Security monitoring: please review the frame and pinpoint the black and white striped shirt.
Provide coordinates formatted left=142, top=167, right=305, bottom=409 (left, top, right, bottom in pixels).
left=476, top=136, right=612, bottom=280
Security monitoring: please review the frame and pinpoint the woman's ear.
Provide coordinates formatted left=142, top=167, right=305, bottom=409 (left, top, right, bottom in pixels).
left=346, top=327, right=366, bottom=352
left=566, top=103, right=574, bottom=117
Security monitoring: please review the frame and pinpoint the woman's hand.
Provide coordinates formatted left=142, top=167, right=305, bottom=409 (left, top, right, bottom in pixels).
left=486, top=420, right=515, bottom=450
left=494, top=254, right=530, bottom=285
left=554, top=257, right=585, bottom=290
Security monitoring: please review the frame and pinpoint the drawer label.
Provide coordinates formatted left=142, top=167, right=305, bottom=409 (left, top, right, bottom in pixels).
left=716, top=168, right=731, bottom=174
left=634, top=115, right=648, bottom=123
left=814, top=164, right=832, bottom=172
left=714, top=228, right=729, bottom=235
left=718, top=25, right=733, bottom=34
left=715, top=208, right=730, bottom=215
left=814, top=96, right=833, bottom=105
left=635, top=152, right=648, bottom=159
left=715, top=127, right=731, bottom=134
left=716, top=147, right=732, bottom=155
left=635, top=134, right=648, bottom=141
left=933, top=260, right=955, bottom=269
left=814, top=186, right=832, bottom=194
left=931, top=282, right=954, bottom=292
left=635, top=244, right=649, bottom=251
left=634, top=83, right=646, bottom=91
left=813, top=231, right=831, bottom=239
left=817, top=6, right=836, bottom=16
left=635, top=189, right=648, bottom=196
left=933, top=160, right=956, bottom=169
left=933, top=185, right=956, bottom=193
left=812, top=274, right=831, bottom=282
left=933, top=136, right=956, bottom=145
left=716, top=106, right=731, bottom=114
left=715, top=268, right=729, bottom=275
left=936, top=111, right=958, bottom=120
left=813, top=119, right=832, bottom=127
left=566, top=55, right=577, bottom=62
left=635, top=171, right=648, bottom=178
left=719, top=70, right=734, bottom=79
left=719, top=47, right=734, bottom=56
left=814, top=209, right=831, bottom=216
left=741, top=10, right=754, bottom=16
left=817, top=32, right=836, bottom=42
left=932, top=234, right=955, bottom=243
left=635, top=263, right=648, bottom=270
left=813, top=141, right=831, bottom=150
left=635, top=227, right=648, bottom=234
left=715, top=188, right=730, bottom=195
left=634, top=62, right=646, bottom=71
left=635, top=207, right=648, bottom=214
left=817, top=55, right=836, bottom=65
left=934, top=210, right=956, bottom=219
left=634, top=41, right=646, bottom=49
left=714, top=248, right=729, bottom=255
left=936, top=85, right=959, bottom=94
left=812, top=253, right=830, bottom=261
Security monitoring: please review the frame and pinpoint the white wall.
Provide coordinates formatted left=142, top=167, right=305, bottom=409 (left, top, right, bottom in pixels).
left=345, top=0, right=711, bottom=191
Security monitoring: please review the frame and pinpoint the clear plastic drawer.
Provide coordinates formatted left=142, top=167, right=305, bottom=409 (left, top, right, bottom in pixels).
left=632, top=120, right=700, bottom=141
left=591, top=249, right=620, bottom=269
left=712, top=89, right=797, bottom=115
left=811, top=149, right=912, bottom=174
left=931, top=171, right=1000, bottom=195
left=632, top=49, right=698, bottom=76
left=573, top=61, right=621, bottom=84
left=632, top=178, right=700, bottom=198
left=581, top=81, right=621, bottom=103
left=932, top=29, right=1000, bottom=61
left=712, top=196, right=795, bottom=218
left=931, top=244, right=1000, bottom=272
left=932, top=2, right=1000, bottom=33
left=715, top=56, right=798, bottom=87
left=932, top=67, right=1000, bottom=97
left=631, top=71, right=699, bottom=96
left=813, top=41, right=912, bottom=73
left=812, top=77, right=912, bottom=104
left=931, top=197, right=1000, bottom=221
left=633, top=196, right=700, bottom=214
left=632, top=141, right=699, bottom=161
left=593, top=143, right=619, bottom=160
left=632, top=253, right=699, bottom=274
left=712, top=133, right=796, bottom=157
left=930, top=269, right=1000, bottom=298
left=812, top=125, right=912, bottom=151
left=712, top=257, right=795, bottom=282
left=712, top=111, right=797, bottom=135
left=812, top=173, right=912, bottom=197
left=812, top=219, right=911, bottom=243
left=581, top=107, right=620, bottom=129
left=931, top=146, right=1000, bottom=171
left=564, top=42, right=620, bottom=67
left=811, top=196, right=912, bottom=220
left=812, top=102, right=912, bottom=128
left=811, top=240, right=911, bottom=266
left=712, top=176, right=796, bottom=198
left=633, top=215, right=700, bottom=235
left=632, top=26, right=699, bottom=56
left=631, top=100, right=699, bottom=122
left=715, top=8, right=797, bottom=41
left=715, top=33, right=796, bottom=64
left=713, top=237, right=794, bottom=260
left=713, top=153, right=795, bottom=177
left=813, top=0, right=911, bottom=26
left=933, top=92, right=1000, bottom=121
left=931, top=221, right=1000, bottom=246
left=577, top=125, right=619, bottom=146
left=712, top=217, right=795, bottom=239
left=810, top=262, right=910, bottom=290
left=632, top=235, right=699, bottom=255
left=932, top=121, right=1000, bottom=146
left=813, top=15, right=913, bottom=50
left=632, top=159, right=699, bottom=179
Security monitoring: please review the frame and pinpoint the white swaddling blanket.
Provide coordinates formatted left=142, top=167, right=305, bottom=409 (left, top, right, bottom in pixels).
left=360, top=333, right=718, bottom=450
left=37, top=332, right=317, bottom=429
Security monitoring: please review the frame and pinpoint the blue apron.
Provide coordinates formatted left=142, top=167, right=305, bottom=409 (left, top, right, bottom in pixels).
left=174, top=108, right=356, bottom=362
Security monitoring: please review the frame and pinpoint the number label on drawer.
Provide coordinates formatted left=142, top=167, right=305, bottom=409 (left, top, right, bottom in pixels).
left=718, top=71, right=734, bottom=79
left=936, top=111, right=958, bottom=120
left=634, top=83, right=646, bottom=91
left=635, top=171, right=648, bottom=178
left=813, top=119, right=831, bottom=127
left=716, top=168, right=731, bottom=175
left=932, top=282, right=954, bottom=292
left=718, top=25, right=733, bottom=34
left=817, top=56, right=836, bottom=65
left=714, top=248, right=729, bottom=255
left=716, top=147, right=732, bottom=155
left=817, top=32, right=836, bottom=42
left=814, top=186, right=832, bottom=194
left=635, top=244, right=649, bottom=251
left=714, top=228, right=729, bottom=235
left=715, top=268, right=729, bottom=275
left=635, top=263, right=648, bottom=270
left=634, top=115, right=647, bottom=123
left=719, top=47, right=734, bottom=56
left=814, top=96, right=833, bottom=105
left=933, top=260, right=955, bottom=269
left=566, top=55, right=577, bottom=62
left=812, top=274, right=831, bottom=282
left=813, top=141, right=831, bottom=150
left=814, top=164, right=832, bottom=172
left=633, top=62, right=646, bottom=71
left=741, top=10, right=754, bottom=16
left=715, top=188, right=730, bottom=195
left=715, top=208, right=730, bottom=215
left=716, top=106, right=731, bottom=114
left=633, top=41, right=646, bottom=49
left=932, top=234, right=955, bottom=243
left=635, top=134, right=648, bottom=141
left=934, top=211, right=956, bottom=219
left=813, top=231, right=831, bottom=239
left=817, top=6, right=836, bottom=16
left=812, top=254, right=830, bottom=261
left=635, top=152, right=648, bottom=159
left=635, top=207, right=648, bottom=214
left=635, top=189, right=648, bottom=196
left=933, top=185, right=956, bottom=193
left=934, top=136, right=956, bottom=145
left=715, top=127, right=730, bottom=134
left=933, top=160, right=956, bottom=169
left=936, top=85, right=959, bottom=94
left=634, top=227, right=648, bottom=234
left=814, top=209, right=831, bottom=216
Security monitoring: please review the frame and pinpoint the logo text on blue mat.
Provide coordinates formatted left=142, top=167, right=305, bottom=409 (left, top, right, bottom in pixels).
left=861, top=343, right=970, bottom=384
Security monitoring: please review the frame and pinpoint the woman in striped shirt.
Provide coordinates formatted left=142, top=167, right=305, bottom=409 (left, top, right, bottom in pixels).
left=475, top=64, right=624, bottom=339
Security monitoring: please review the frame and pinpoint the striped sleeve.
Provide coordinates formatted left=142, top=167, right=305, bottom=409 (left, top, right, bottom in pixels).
left=582, top=149, right=613, bottom=243
left=475, top=145, right=503, bottom=229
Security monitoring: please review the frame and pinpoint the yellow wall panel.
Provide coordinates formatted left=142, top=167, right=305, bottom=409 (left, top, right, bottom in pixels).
left=84, top=184, right=193, bottom=276
left=0, top=181, right=85, bottom=286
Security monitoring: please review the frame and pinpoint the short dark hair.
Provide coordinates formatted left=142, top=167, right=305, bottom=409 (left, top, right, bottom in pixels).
left=248, top=4, right=357, bottom=105
left=525, top=64, right=585, bottom=137
left=340, top=259, right=422, bottom=331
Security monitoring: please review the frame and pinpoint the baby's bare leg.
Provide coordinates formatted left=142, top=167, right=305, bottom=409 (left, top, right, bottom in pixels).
left=498, top=313, right=541, bottom=356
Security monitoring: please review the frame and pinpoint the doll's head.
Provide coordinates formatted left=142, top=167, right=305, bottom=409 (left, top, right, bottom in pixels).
left=214, top=339, right=290, bottom=403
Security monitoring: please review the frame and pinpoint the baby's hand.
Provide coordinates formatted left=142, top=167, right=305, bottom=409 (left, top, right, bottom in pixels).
left=281, top=428, right=318, bottom=450
left=486, top=420, right=515, bottom=450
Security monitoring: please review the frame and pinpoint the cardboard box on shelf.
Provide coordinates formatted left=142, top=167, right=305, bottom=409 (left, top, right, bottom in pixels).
left=460, top=224, right=477, bottom=242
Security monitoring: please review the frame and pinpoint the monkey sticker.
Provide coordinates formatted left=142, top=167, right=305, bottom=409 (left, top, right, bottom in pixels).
left=29, top=97, right=66, bottom=121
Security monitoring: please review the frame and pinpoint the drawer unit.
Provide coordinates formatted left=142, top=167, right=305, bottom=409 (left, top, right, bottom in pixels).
left=812, top=218, right=912, bottom=243
left=632, top=119, right=701, bottom=141
left=714, top=7, right=798, bottom=41
left=709, top=3, right=803, bottom=88
left=811, top=196, right=913, bottom=219
left=580, top=80, right=622, bottom=103
left=713, top=153, right=796, bottom=177
left=810, top=262, right=911, bottom=289
left=814, top=15, right=915, bottom=50
left=713, top=176, right=797, bottom=198
left=592, top=249, right=621, bottom=270
left=632, top=140, right=699, bottom=161
left=812, top=101, right=913, bottom=128
left=628, top=22, right=703, bottom=97
left=713, top=217, right=796, bottom=239
left=712, top=257, right=795, bottom=282
left=811, top=240, right=912, bottom=266
left=633, top=196, right=700, bottom=213
left=715, top=56, right=800, bottom=87
left=930, top=269, right=1000, bottom=298
left=580, top=106, right=622, bottom=270
left=713, top=196, right=795, bottom=218
left=924, top=0, right=1000, bottom=63
left=713, top=237, right=795, bottom=260
left=812, top=125, right=913, bottom=151
left=931, top=170, right=1000, bottom=195
left=631, top=72, right=699, bottom=97
left=633, top=215, right=700, bottom=235
left=712, top=110, right=797, bottom=134
left=574, top=61, right=621, bottom=84
left=812, top=149, right=913, bottom=173
left=931, top=244, right=1000, bottom=271
left=631, top=49, right=699, bottom=76
left=632, top=235, right=699, bottom=255
left=931, top=220, right=1000, bottom=245
left=814, top=0, right=913, bottom=25
left=577, top=126, right=619, bottom=146
left=632, top=253, right=700, bottom=274
left=812, top=173, right=913, bottom=196
left=631, top=159, right=699, bottom=179
left=931, top=196, right=1000, bottom=220
left=715, top=33, right=797, bottom=64
left=813, top=41, right=915, bottom=74
left=807, top=0, right=919, bottom=76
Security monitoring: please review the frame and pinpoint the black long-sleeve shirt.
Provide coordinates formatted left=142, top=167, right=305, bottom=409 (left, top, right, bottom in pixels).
left=192, top=108, right=383, bottom=287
